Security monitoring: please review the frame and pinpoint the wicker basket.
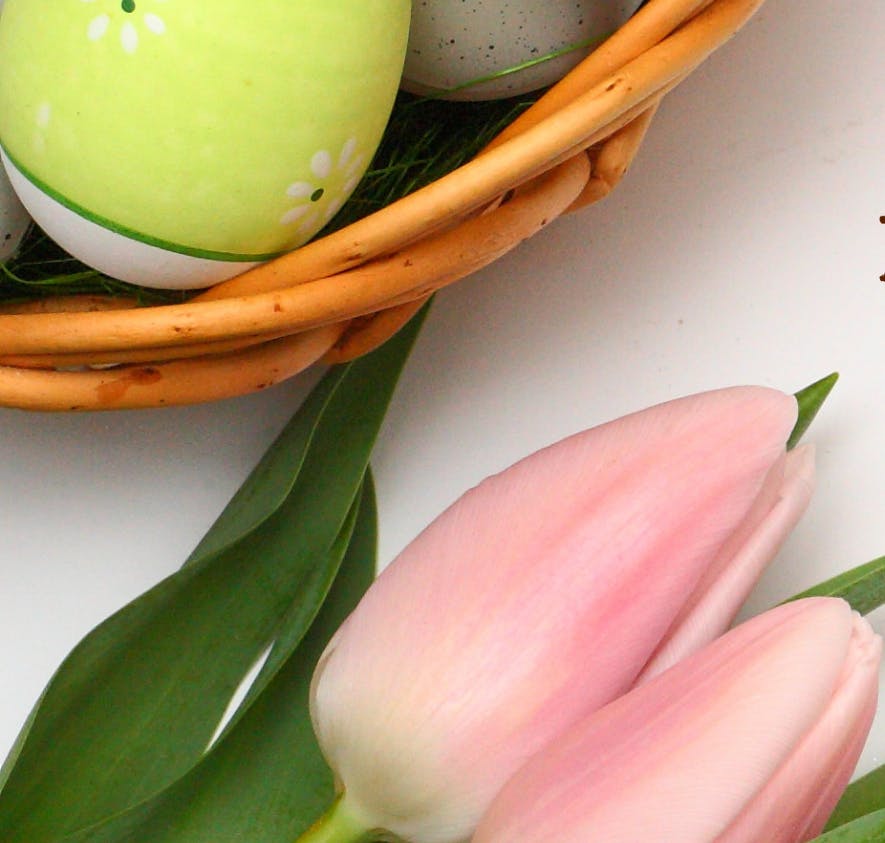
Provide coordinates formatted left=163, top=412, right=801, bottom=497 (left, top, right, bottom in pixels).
left=0, top=0, right=764, bottom=411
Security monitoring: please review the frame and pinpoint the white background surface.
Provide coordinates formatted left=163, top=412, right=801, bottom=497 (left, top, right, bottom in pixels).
left=1, top=0, right=883, bottom=786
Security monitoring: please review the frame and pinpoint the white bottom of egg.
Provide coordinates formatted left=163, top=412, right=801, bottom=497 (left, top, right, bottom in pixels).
left=1, top=151, right=260, bottom=290
left=0, top=157, right=31, bottom=262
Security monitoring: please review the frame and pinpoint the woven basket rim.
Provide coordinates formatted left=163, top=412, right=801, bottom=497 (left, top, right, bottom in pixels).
left=0, top=0, right=767, bottom=409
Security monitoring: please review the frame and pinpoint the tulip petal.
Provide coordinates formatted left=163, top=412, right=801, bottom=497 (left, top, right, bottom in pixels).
left=637, top=444, right=816, bottom=682
left=473, top=599, right=874, bottom=843
left=310, top=387, right=798, bottom=843
left=717, top=612, right=881, bottom=843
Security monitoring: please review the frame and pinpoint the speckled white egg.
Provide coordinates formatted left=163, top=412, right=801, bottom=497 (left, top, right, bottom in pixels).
left=402, top=0, right=643, bottom=101
left=0, top=0, right=30, bottom=262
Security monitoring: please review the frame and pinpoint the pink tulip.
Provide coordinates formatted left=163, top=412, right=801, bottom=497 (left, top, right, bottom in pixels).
left=636, top=441, right=814, bottom=683
left=307, top=387, right=813, bottom=843
left=472, top=597, right=881, bottom=843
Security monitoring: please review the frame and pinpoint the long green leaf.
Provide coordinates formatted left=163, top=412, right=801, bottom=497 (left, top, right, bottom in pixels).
left=826, top=765, right=885, bottom=832
left=787, top=555, right=885, bottom=616
left=812, top=809, right=885, bottom=842
left=0, top=377, right=346, bottom=799
left=0, top=308, right=427, bottom=842
left=789, top=372, right=838, bottom=450
left=184, top=368, right=347, bottom=566
left=65, top=473, right=379, bottom=843
left=0, top=517, right=325, bottom=842
left=211, top=485, right=360, bottom=745
left=0, top=373, right=345, bottom=816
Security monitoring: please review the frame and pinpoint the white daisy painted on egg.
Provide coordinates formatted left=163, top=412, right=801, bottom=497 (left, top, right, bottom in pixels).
left=80, top=0, right=168, bottom=55
left=281, top=138, right=366, bottom=239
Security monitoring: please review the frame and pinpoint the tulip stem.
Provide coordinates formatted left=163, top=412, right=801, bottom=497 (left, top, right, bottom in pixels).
left=296, top=796, right=379, bottom=843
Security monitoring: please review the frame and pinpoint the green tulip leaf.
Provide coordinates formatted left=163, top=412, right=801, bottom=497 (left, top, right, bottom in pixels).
left=787, top=555, right=885, bottom=616
left=63, top=474, right=378, bottom=843
left=0, top=307, right=427, bottom=843
left=183, top=368, right=346, bottom=567
left=789, top=372, right=838, bottom=450
left=825, top=765, right=885, bottom=832
left=813, top=808, right=885, bottom=842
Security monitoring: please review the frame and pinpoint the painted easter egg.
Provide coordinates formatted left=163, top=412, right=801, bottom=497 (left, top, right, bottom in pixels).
left=0, top=0, right=410, bottom=288
left=0, top=0, right=30, bottom=262
left=402, top=0, right=643, bottom=101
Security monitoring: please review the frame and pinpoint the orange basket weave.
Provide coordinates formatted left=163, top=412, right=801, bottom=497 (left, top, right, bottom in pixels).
left=0, top=0, right=764, bottom=411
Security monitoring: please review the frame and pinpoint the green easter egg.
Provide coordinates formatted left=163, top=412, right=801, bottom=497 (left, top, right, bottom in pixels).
left=0, top=0, right=410, bottom=261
